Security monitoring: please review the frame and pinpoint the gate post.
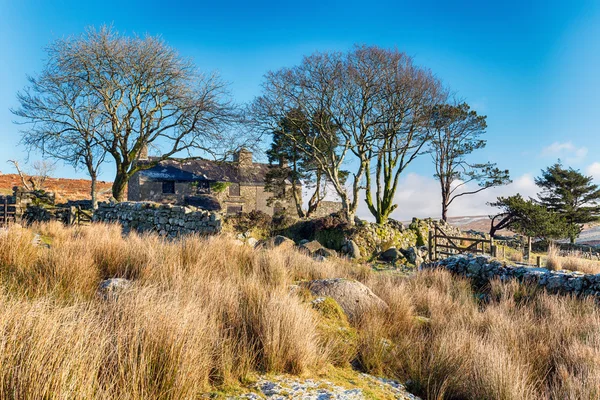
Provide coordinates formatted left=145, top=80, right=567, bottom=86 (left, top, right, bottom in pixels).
left=428, top=230, right=434, bottom=261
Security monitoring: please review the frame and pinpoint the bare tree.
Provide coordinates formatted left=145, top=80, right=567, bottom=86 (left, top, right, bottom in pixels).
left=253, top=46, right=442, bottom=223
left=13, top=55, right=108, bottom=207
left=362, top=48, right=446, bottom=223
left=14, top=26, right=241, bottom=201
left=7, top=160, right=55, bottom=191
left=428, top=102, right=510, bottom=221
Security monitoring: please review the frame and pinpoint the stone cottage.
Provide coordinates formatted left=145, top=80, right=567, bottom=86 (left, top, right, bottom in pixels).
left=127, top=149, right=296, bottom=216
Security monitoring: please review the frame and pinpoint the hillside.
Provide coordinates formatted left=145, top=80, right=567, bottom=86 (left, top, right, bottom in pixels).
left=0, top=174, right=113, bottom=203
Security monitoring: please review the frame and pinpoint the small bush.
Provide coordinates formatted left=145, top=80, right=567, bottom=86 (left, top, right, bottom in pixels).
left=226, top=210, right=273, bottom=239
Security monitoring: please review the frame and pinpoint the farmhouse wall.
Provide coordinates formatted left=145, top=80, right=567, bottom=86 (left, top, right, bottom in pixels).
left=423, top=254, right=600, bottom=297
left=93, top=201, right=222, bottom=236
left=127, top=174, right=197, bottom=204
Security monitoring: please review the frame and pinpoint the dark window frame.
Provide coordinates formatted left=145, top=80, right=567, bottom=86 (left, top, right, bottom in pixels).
left=194, top=181, right=211, bottom=194
left=162, top=181, right=175, bottom=194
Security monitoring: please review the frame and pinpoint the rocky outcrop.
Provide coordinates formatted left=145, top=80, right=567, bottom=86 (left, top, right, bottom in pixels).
left=93, top=201, right=221, bottom=236
left=303, top=278, right=388, bottom=321
left=232, top=374, right=420, bottom=399
left=423, top=254, right=600, bottom=297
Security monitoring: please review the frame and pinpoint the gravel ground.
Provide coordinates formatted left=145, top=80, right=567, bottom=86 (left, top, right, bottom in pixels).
left=230, top=373, right=420, bottom=399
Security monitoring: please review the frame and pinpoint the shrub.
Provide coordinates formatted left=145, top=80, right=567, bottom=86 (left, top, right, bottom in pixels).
left=226, top=210, right=273, bottom=239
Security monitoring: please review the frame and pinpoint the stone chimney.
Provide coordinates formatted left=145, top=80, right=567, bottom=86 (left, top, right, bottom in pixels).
left=233, top=148, right=253, bottom=168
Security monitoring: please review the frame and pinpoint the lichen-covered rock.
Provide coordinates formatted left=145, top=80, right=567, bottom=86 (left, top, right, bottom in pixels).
left=341, top=239, right=361, bottom=259
left=231, top=373, right=420, bottom=399
left=97, top=278, right=132, bottom=299
left=400, top=246, right=420, bottom=264
left=303, top=278, right=388, bottom=321
left=299, top=240, right=325, bottom=254
left=380, top=247, right=402, bottom=262
left=350, top=217, right=461, bottom=261
left=262, top=235, right=296, bottom=249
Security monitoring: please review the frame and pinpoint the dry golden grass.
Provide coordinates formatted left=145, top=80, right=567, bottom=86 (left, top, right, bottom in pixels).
left=546, top=244, right=600, bottom=274
left=0, top=223, right=600, bottom=399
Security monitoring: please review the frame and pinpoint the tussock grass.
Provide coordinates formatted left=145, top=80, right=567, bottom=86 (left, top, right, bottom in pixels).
left=0, top=223, right=599, bottom=399
left=546, top=243, right=600, bottom=274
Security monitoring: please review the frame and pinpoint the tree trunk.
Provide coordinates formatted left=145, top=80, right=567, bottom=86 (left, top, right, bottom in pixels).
left=339, top=193, right=355, bottom=225
left=90, top=173, right=98, bottom=209
left=112, top=172, right=129, bottom=202
left=441, top=204, right=448, bottom=222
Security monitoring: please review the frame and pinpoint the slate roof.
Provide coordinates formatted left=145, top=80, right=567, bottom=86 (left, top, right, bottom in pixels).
left=138, top=158, right=270, bottom=185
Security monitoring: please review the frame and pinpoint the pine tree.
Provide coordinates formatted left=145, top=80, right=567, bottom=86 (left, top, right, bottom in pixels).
left=265, top=109, right=335, bottom=218
left=535, top=162, right=600, bottom=243
left=428, top=103, right=510, bottom=221
left=489, top=194, right=578, bottom=240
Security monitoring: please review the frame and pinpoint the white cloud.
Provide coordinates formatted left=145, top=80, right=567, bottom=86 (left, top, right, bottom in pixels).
left=541, top=141, right=588, bottom=162
left=586, top=162, right=600, bottom=181
left=356, top=172, right=538, bottom=222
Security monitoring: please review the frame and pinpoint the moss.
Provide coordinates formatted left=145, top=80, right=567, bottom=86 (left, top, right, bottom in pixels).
left=209, top=181, right=231, bottom=193
left=312, top=297, right=358, bottom=367
left=315, top=366, right=405, bottom=400
left=312, top=297, right=349, bottom=326
left=315, top=229, right=346, bottom=251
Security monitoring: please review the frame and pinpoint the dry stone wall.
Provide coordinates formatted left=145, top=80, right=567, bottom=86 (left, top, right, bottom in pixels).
left=423, top=254, right=600, bottom=297
left=93, top=202, right=222, bottom=236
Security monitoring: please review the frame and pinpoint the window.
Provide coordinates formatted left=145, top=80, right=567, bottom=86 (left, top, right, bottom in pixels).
left=226, top=205, right=242, bottom=215
left=194, top=181, right=210, bottom=194
left=229, top=183, right=240, bottom=197
left=162, top=181, right=175, bottom=194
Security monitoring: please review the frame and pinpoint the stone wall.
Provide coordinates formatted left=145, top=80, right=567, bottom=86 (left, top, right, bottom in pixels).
left=351, top=217, right=462, bottom=260
left=93, top=201, right=222, bottom=236
left=423, top=254, right=600, bottom=297
left=310, top=201, right=343, bottom=219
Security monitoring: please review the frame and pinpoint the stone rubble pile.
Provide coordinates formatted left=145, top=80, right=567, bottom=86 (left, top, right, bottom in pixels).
left=93, top=201, right=222, bottom=236
left=423, top=254, right=600, bottom=297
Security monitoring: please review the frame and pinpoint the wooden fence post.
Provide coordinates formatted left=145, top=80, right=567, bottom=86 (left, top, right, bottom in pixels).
left=3, top=198, right=7, bottom=227
left=536, top=256, right=542, bottom=267
left=428, top=230, right=433, bottom=261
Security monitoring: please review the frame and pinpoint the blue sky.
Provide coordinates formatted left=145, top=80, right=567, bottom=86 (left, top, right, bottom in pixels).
left=1, top=0, right=600, bottom=218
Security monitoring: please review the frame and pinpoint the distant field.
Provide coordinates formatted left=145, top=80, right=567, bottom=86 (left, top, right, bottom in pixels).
left=0, top=174, right=113, bottom=203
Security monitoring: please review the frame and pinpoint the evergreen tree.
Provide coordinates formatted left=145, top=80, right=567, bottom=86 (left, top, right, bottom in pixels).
left=265, top=109, right=337, bottom=218
left=489, top=194, right=578, bottom=240
left=429, top=103, right=511, bottom=221
left=535, top=162, right=600, bottom=243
